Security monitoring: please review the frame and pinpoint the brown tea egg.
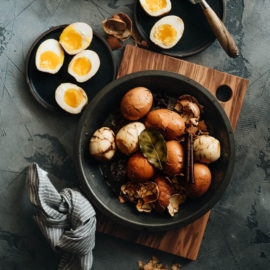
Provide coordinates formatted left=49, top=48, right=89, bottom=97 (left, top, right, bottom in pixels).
left=120, top=87, right=153, bottom=120
left=163, top=140, right=184, bottom=176
left=194, top=135, right=221, bottom=164
left=144, top=109, right=185, bottom=140
left=127, top=152, right=156, bottom=182
left=185, top=163, right=211, bottom=198
left=116, top=122, right=146, bottom=155
left=89, top=127, right=116, bottom=161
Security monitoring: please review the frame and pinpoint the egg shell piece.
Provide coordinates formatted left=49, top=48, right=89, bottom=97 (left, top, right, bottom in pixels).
left=120, top=87, right=153, bottom=120
left=35, top=39, right=64, bottom=74
left=55, top=83, right=88, bottom=114
left=68, top=50, right=100, bottom=83
left=139, top=0, right=172, bottom=17
left=144, top=109, right=185, bottom=140
left=150, top=15, right=184, bottom=49
left=89, top=127, right=116, bottom=161
left=154, top=174, right=172, bottom=209
left=116, top=122, right=146, bottom=155
left=59, top=22, right=93, bottom=55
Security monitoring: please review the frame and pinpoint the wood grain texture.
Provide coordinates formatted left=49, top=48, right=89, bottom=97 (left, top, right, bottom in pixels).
left=117, top=45, right=249, bottom=130
left=96, top=44, right=249, bottom=260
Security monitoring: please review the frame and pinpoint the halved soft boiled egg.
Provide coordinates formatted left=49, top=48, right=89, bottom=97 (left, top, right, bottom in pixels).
left=35, top=39, right=64, bottom=74
left=59, top=22, right=93, bottom=55
left=150, top=15, right=184, bottom=49
left=68, top=50, right=100, bottom=82
left=139, top=0, right=171, bottom=17
left=55, top=83, right=88, bottom=114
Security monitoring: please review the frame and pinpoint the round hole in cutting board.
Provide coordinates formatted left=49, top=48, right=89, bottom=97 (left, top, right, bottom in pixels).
left=216, top=85, right=232, bottom=102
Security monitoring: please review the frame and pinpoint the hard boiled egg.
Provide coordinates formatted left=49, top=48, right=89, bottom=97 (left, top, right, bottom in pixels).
left=68, top=50, right=100, bottom=82
left=89, top=127, right=116, bottom=161
left=150, top=15, right=184, bottom=49
left=139, top=0, right=171, bottom=17
left=59, top=22, right=93, bottom=55
left=116, top=122, right=146, bottom=155
left=35, top=39, right=64, bottom=74
left=55, top=83, right=88, bottom=114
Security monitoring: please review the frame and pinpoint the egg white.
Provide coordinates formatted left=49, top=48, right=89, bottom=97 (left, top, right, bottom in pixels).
left=139, top=0, right=171, bottom=17
left=150, top=15, right=184, bottom=49
left=55, top=83, right=88, bottom=114
left=35, top=39, right=64, bottom=74
left=68, top=50, right=100, bottom=83
left=59, top=22, right=93, bottom=55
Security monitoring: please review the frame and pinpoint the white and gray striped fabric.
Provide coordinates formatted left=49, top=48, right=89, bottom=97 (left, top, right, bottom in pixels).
left=28, top=163, right=96, bottom=270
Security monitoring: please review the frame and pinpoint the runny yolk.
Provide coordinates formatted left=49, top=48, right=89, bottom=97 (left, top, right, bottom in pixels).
left=59, top=25, right=83, bottom=51
left=72, top=57, right=91, bottom=76
left=154, top=24, right=177, bottom=45
left=64, top=88, right=84, bottom=108
left=145, top=0, right=167, bottom=12
left=40, top=51, right=60, bottom=70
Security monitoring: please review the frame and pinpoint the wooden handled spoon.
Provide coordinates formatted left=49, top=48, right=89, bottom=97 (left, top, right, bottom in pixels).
left=189, top=0, right=239, bottom=58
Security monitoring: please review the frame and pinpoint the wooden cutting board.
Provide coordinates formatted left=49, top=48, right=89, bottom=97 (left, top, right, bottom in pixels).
left=96, top=44, right=249, bottom=260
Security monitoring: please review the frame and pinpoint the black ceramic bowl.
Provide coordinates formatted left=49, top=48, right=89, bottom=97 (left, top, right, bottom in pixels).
left=74, top=70, right=235, bottom=231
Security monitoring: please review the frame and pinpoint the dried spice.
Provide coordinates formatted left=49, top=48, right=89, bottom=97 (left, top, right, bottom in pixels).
left=184, top=133, right=194, bottom=184
left=139, top=128, right=167, bottom=170
left=153, top=92, right=169, bottom=108
left=138, top=256, right=182, bottom=270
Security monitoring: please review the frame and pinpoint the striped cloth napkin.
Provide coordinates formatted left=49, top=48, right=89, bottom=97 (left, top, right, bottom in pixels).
left=27, top=163, right=96, bottom=270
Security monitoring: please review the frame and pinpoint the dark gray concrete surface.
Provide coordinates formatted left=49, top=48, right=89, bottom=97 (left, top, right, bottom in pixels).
left=0, top=0, right=269, bottom=269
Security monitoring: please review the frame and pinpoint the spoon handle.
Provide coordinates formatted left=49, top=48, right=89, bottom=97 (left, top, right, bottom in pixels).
left=200, top=1, right=239, bottom=58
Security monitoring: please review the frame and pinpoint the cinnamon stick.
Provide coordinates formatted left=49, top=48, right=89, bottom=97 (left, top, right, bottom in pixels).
left=190, top=134, right=194, bottom=184
left=185, top=133, right=190, bottom=184
left=185, top=133, right=195, bottom=184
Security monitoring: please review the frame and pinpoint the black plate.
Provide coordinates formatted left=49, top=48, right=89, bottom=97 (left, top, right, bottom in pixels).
left=26, top=25, right=116, bottom=113
left=134, top=0, right=225, bottom=57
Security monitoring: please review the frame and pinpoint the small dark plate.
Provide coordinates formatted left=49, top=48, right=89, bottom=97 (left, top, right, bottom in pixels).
left=134, top=0, right=225, bottom=58
left=25, top=25, right=116, bottom=113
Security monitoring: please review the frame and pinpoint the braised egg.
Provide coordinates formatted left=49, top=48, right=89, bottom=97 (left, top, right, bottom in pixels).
left=59, top=22, right=93, bottom=55
left=127, top=152, right=156, bottom=182
left=139, top=0, right=171, bottom=17
left=68, top=50, right=100, bottom=83
left=55, top=83, right=88, bottom=114
left=89, top=127, right=116, bottom=161
left=120, top=87, right=153, bottom=120
left=35, top=39, right=64, bottom=74
left=150, top=15, right=184, bottom=49
left=116, top=122, right=146, bottom=155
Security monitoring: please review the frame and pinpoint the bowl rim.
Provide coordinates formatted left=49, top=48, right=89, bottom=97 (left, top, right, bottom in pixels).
left=74, top=70, right=235, bottom=231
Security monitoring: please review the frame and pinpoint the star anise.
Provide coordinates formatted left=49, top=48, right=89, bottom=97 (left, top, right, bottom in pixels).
left=153, top=92, right=169, bottom=108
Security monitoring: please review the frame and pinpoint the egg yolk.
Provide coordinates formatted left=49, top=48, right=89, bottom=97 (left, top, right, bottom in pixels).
left=39, top=51, right=61, bottom=70
left=60, top=25, right=83, bottom=51
left=145, top=0, right=167, bottom=12
left=64, top=88, right=84, bottom=108
left=71, top=57, right=92, bottom=76
left=154, top=24, right=177, bottom=46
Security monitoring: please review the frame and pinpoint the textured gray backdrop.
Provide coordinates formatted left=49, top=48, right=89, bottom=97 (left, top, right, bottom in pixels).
left=0, top=0, right=269, bottom=269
